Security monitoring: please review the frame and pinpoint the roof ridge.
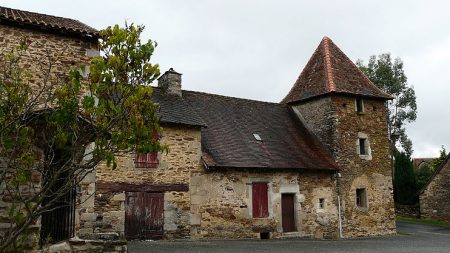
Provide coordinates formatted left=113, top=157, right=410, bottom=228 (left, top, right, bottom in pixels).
left=0, top=5, right=81, bottom=23
left=0, top=5, right=98, bottom=36
left=172, top=88, right=282, bottom=106
left=322, top=36, right=336, bottom=92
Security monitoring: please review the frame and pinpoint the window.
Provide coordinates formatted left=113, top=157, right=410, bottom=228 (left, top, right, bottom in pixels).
left=359, top=138, right=367, bottom=155
left=135, top=131, right=162, bottom=168
left=135, top=152, right=159, bottom=168
left=319, top=198, right=325, bottom=209
left=356, top=188, right=367, bottom=208
left=252, top=182, right=269, bottom=218
left=356, top=98, right=364, bottom=113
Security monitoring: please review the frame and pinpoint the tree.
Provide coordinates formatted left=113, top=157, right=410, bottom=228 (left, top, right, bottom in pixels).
left=0, top=24, right=165, bottom=251
left=431, top=145, right=447, bottom=171
left=393, top=151, right=417, bottom=204
left=356, top=54, right=417, bottom=156
left=415, top=163, right=433, bottom=191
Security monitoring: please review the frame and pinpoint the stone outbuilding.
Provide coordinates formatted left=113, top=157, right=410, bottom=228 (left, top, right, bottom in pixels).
left=0, top=5, right=397, bottom=250
left=419, top=153, right=450, bottom=221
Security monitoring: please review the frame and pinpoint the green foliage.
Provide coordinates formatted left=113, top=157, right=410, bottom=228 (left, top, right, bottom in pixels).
left=0, top=23, right=165, bottom=251
left=356, top=54, right=417, bottom=156
left=431, top=145, right=447, bottom=171
left=394, top=151, right=417, bottom=204
left=415, top=163, right=433, bottom=191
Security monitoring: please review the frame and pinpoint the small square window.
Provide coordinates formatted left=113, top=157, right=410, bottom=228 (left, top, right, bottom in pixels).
left=319, top=198, right=325, bottom=209
left=356, top=98, right=364, bottom=113
left=356, top=188, right=367, bottom=208
left=359, top=138, right=367, bottom=155
left=135, top=152, right=159, bottom=168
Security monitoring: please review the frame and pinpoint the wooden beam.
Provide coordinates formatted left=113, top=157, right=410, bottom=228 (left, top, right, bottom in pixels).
left=96, top=182, right=189, bottom=192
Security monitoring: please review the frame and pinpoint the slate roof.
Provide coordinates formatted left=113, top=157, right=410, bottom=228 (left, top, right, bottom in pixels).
left=151, top=88, right=206, bottom=127
left=0, top=6, right=97, bottom=38
left=282, top=37, right=393, bottom=103
left=181, top=90, right=338, bottom=171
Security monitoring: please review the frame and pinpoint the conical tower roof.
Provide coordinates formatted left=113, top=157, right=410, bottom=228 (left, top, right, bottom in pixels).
left=282, top=37, right=393, bottom=103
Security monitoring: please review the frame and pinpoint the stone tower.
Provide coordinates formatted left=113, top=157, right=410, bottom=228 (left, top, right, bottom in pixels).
left=282, top=37, right=396, bottom=237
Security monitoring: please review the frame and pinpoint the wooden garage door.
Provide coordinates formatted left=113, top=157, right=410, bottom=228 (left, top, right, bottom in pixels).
left=125, top=192, right=164, bottom=240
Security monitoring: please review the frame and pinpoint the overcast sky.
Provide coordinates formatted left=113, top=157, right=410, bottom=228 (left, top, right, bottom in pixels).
left=2, top=0, right=449, bottom=158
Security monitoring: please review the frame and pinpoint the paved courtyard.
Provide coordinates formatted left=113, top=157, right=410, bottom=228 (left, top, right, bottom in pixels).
left=128, top=221, right=450, bottom=253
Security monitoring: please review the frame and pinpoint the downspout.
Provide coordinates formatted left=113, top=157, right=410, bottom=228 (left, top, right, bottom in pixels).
left=335, top=172, right=343, bottom=238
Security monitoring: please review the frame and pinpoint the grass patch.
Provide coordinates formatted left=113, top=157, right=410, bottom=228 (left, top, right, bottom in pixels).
left=397, top=216, right=450, bottom=227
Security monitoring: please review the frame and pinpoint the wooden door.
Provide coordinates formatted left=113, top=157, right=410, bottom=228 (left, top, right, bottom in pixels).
left=125, top=192, right=164, bottom=240
left=281, top=194, right=296, bottom=232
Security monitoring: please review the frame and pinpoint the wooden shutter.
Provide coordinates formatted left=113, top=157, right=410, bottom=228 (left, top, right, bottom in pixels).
left=135, top=152, right=159, bottom=168
left=252, top=182, right=269, bottom=218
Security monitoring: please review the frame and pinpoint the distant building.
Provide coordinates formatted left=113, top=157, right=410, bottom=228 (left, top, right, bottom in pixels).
left=413, top=158, right=434, bottom=170
left=419, top=153, right=450, bottom=221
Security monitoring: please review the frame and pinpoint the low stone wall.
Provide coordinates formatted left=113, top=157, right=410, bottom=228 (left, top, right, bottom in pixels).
left=395, top=203, right=420, bottom=218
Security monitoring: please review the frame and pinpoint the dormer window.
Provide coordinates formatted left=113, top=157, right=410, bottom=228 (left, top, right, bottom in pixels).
left=356, top=98, right=364, bottom=113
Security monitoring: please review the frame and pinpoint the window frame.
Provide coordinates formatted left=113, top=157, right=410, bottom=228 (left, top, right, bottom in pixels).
left=356, top=98, right=364, bottom=114
left=359, top=138, right=367, bottom=155
left=319, top=198, right=325, bottom=209
left=134, top=151, right=159, bottom=168
left=356, top=188, right=368, bottom=209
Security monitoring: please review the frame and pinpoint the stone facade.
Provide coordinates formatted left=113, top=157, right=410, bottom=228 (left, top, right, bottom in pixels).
left=77, top=126, right=202, bottom=240
left=0, top=24, right=98, bottom=92
left=190, top=170, right=339, bottom=239
left=295, top=95, right=396, bottom=237
left=419, top=156, right=450, bottom=221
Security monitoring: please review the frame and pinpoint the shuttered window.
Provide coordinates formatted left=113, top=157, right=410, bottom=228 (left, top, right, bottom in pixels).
left=252, top=182, right=269, bottom=218
left=135, top=152, right=159, bottom=168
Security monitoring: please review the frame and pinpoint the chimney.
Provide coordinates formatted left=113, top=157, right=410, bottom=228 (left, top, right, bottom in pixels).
left=158, top=68, right=182, bottom=96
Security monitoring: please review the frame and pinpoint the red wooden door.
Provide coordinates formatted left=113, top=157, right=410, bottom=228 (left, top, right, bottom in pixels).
left=125, top=192, right=164, bottom=240
left=281, top=194, right=296, bottom=232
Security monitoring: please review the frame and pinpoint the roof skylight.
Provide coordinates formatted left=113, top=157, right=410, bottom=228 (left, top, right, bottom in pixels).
left=253, top=133, right=262, bottom=141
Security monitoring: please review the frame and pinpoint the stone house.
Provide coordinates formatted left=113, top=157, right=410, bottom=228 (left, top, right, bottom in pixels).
left=0, top=6, right=396, bottom=249
left=419, top=153, right=450, bottom=221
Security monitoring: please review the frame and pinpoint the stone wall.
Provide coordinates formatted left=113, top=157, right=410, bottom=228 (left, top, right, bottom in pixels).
left=0, top=24, right=98, bottom=96
left=420, top=158, right=450, bottom=221
left=78, top=125, right=202, bottom=240
left=190, top=169, right=339, bottom=239
left=395, top=203, right=420, bottom=218
left=0, top=23, right=98, bottom=250
left=295, top=95, right=396, bottom=238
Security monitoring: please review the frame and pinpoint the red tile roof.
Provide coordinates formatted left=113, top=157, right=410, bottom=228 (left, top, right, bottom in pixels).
left=0, top=6, right=97, bottom=38
left=282, top=37, right=393, bottom=103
